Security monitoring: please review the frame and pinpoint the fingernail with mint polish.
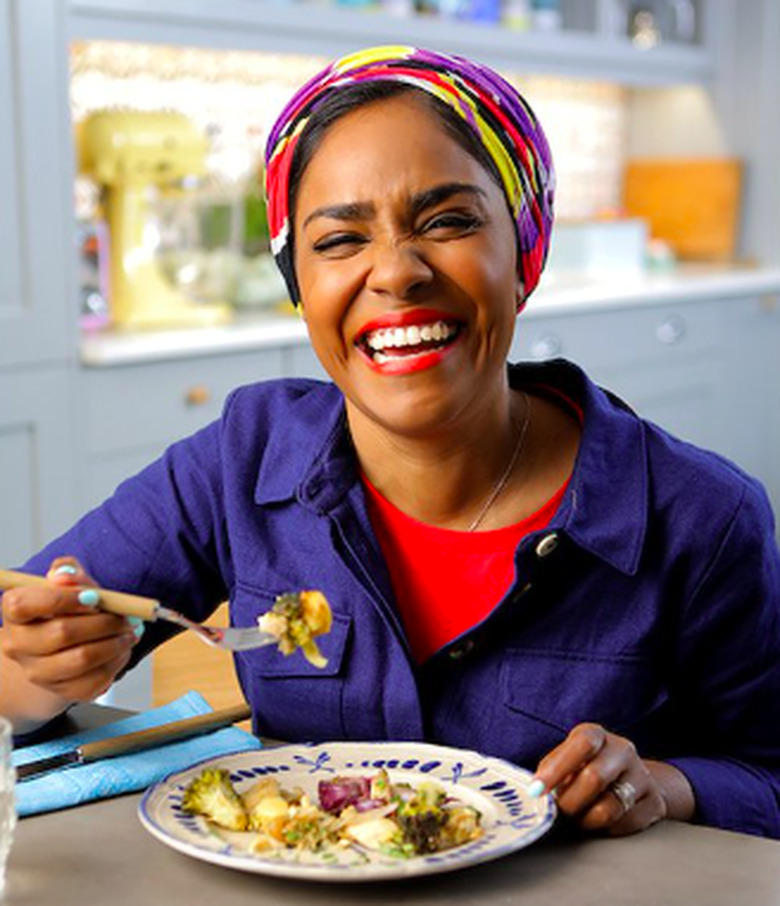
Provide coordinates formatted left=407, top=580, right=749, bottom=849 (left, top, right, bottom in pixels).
left=77, top=589, right=100, bottom=607
left=55, top=564, right=78, bottom=576
left=527, top=778, right=546, bottom=798
left=126, top=616, right=145, bottom=640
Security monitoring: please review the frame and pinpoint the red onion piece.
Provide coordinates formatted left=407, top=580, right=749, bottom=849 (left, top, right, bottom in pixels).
left=318, top=777, right=371, bottom=813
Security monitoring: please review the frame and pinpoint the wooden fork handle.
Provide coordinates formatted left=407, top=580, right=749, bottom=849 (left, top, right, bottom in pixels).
left=0, top=568, right=160, bottom=621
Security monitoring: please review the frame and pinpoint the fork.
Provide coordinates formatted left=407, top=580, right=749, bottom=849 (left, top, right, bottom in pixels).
left=0, top=569, right=278, bottom=652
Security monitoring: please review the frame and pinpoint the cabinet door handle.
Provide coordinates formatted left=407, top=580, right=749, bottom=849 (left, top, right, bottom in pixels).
left=185, top=385, right=211, bottom=406
left=530, top=334, right=562, bottom=359
left=655, top=315, right=686, bottom=345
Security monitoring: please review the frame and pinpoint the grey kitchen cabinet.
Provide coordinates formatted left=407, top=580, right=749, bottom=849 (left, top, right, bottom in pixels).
left=519, top=298, right=710, bottom=392
left=0, top=0, right=80, bottom=567
left=284, top=343, right=329, bottom=382
left=515, top=299, right=726, bottom=448
left=0, top=0, right=77, bottom=371
left=77, top=346, right=287, bottom=510
left=772, top=300, right=780, bottom=519
left=512, top=294, right=780, bottom=521
left=0, top=367, right=75, bottom=566
left=715, top=292, right=780, bottom=520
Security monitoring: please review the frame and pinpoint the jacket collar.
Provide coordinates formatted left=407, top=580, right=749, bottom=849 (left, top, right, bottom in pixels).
left=254, top=361, right=649, bottom=575
left=253, top=380, right=356, bottom=511
left=510, top=360, right=648, bottom=576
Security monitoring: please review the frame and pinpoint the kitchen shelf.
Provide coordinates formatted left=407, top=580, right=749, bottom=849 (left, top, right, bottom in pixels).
left=67, top=0, right=717, bottom=86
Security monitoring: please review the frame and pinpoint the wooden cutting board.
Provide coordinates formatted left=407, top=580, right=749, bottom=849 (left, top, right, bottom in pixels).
left=623, top=158, right=742, bottom=261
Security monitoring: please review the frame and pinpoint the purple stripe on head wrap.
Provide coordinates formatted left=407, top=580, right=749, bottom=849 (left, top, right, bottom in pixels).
left=265, top=45, right=555, bottom=309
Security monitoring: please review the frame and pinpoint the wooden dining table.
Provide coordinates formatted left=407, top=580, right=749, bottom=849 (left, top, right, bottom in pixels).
left=6, top=705, right=780, bottom=906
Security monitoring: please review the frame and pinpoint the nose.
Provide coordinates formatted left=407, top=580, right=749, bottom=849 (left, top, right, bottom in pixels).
left=364, top=236, right=434, bottom=299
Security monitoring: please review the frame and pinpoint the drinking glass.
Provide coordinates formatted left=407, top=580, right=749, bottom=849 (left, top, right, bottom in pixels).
left=0, top=718, right=15, bottom=901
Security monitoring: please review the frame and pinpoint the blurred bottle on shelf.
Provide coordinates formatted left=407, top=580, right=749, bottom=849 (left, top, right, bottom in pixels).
left=380, top=0, right=415, bottom=15
left=628, top=4, right=661, bottom=47
left=413, top=0, right=442, bottom=15
left=438, top=0, right=500, bottom=21
left=76, top=219, right=111, bottom=332
left=531, top=0, right=562, bottom=31
left=627, top=1, right=697, bottom=46
left=436, top=0, right=463, bottom=17
left=502, top=0, right=531, bottom=30
left=464, top=0, right=501, bottom=23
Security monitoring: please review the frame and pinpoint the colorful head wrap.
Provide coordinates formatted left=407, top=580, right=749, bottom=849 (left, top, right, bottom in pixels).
left=265, top=45, right=555, bottom=309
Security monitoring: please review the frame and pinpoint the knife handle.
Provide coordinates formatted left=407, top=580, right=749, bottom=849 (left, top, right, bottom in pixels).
left=79, top=704, right=253, bottom=761
left=0, top=568, right=160, bottom=621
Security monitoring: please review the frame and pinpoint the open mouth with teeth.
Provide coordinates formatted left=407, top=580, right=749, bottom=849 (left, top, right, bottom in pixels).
left=357, top=319, right=462, bottom=368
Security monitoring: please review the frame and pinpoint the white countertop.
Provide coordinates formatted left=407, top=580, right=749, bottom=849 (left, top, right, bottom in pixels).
left=80, top=264, right=780, bottom=367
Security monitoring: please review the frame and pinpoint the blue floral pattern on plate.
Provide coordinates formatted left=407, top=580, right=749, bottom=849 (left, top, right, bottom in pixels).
left=139, top=741, right=556, bottom=882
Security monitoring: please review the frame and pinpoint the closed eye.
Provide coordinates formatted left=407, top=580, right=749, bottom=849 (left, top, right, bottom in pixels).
left=421, top=212, right=484, bottom=236
left=312, top=232, right=368, bottom=257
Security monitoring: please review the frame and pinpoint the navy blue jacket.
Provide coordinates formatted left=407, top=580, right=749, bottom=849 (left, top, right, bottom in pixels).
left=25, top=359, right=780, bottom=837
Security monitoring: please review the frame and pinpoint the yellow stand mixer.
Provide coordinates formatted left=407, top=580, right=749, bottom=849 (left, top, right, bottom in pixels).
left=78, top=110, right=233, bottom=330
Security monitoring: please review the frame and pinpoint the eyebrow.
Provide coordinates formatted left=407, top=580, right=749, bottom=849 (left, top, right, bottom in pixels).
left=409, top=182, right=488, bottom=219
left=302, top=200, right=375, bottom=230
left=301, top=182, right=488, bottom=230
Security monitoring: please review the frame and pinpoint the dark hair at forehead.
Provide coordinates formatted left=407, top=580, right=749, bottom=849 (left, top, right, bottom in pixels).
left=287, top=80, right=506, bottom=230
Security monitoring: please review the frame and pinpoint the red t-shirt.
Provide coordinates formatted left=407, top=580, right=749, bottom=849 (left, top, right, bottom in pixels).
left=363, top=474, right=569, bottom=663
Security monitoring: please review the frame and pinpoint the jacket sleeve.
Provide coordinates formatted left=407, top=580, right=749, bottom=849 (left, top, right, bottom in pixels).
left=18, top=415, right=230, bottom=662
left=666, top=478, right=780, bottom=838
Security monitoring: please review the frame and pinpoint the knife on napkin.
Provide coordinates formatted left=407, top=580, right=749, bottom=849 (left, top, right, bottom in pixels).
left=16, top=702, right=251, bottom=781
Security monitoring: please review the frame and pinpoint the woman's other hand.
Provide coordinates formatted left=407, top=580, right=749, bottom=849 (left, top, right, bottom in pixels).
left=530, top=722, right=696, bottom=835
left=0, top=558, right=140, bottom=706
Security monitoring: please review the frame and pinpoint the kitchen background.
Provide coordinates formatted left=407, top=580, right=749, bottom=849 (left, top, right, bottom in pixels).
left=1, top=0, right=779, bottom=709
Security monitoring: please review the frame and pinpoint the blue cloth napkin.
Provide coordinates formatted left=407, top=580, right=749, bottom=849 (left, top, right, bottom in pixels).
left=12, top=690, right=261, bottom=817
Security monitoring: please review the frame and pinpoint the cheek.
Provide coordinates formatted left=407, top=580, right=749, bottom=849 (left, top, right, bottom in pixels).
left=298, top=285, right=352, bottom=356
left=295, top=247, right=360, bottom=311
left=444, top=239, right=517, bottom=310
left=486, top=241, right=520, bottom=313
left=296, top=268, right=357, bottom=367
left=300, top=307, right=351, bottom=383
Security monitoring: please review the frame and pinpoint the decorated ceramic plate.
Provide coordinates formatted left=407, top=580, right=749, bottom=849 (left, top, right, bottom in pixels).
left=138, top=741, right=556, bottom=882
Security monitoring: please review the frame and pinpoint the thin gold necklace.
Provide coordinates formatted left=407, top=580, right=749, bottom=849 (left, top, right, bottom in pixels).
left=467, top=392, right=531, bottom=533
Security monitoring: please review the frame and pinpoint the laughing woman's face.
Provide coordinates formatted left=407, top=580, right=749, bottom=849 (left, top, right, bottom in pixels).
left=293, top=93, right=521, bottom=441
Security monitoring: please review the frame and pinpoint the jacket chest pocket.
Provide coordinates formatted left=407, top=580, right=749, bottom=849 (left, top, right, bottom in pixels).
left=500, top=648, right=667, bottom=754
left=231, top=584, right=352, bottom=741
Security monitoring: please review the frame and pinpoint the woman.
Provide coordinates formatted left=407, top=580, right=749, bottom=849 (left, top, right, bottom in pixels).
left=2, top=46, right=779, bottom=839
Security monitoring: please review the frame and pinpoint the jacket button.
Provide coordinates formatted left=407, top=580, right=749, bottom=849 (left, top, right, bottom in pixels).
left=449, top=638, right=475, bottom=660
left=535, top=533, right=559, bottom=558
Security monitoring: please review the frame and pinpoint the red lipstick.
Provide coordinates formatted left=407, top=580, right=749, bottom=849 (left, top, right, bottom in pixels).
left=356, top=308, right=458, bottom=339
